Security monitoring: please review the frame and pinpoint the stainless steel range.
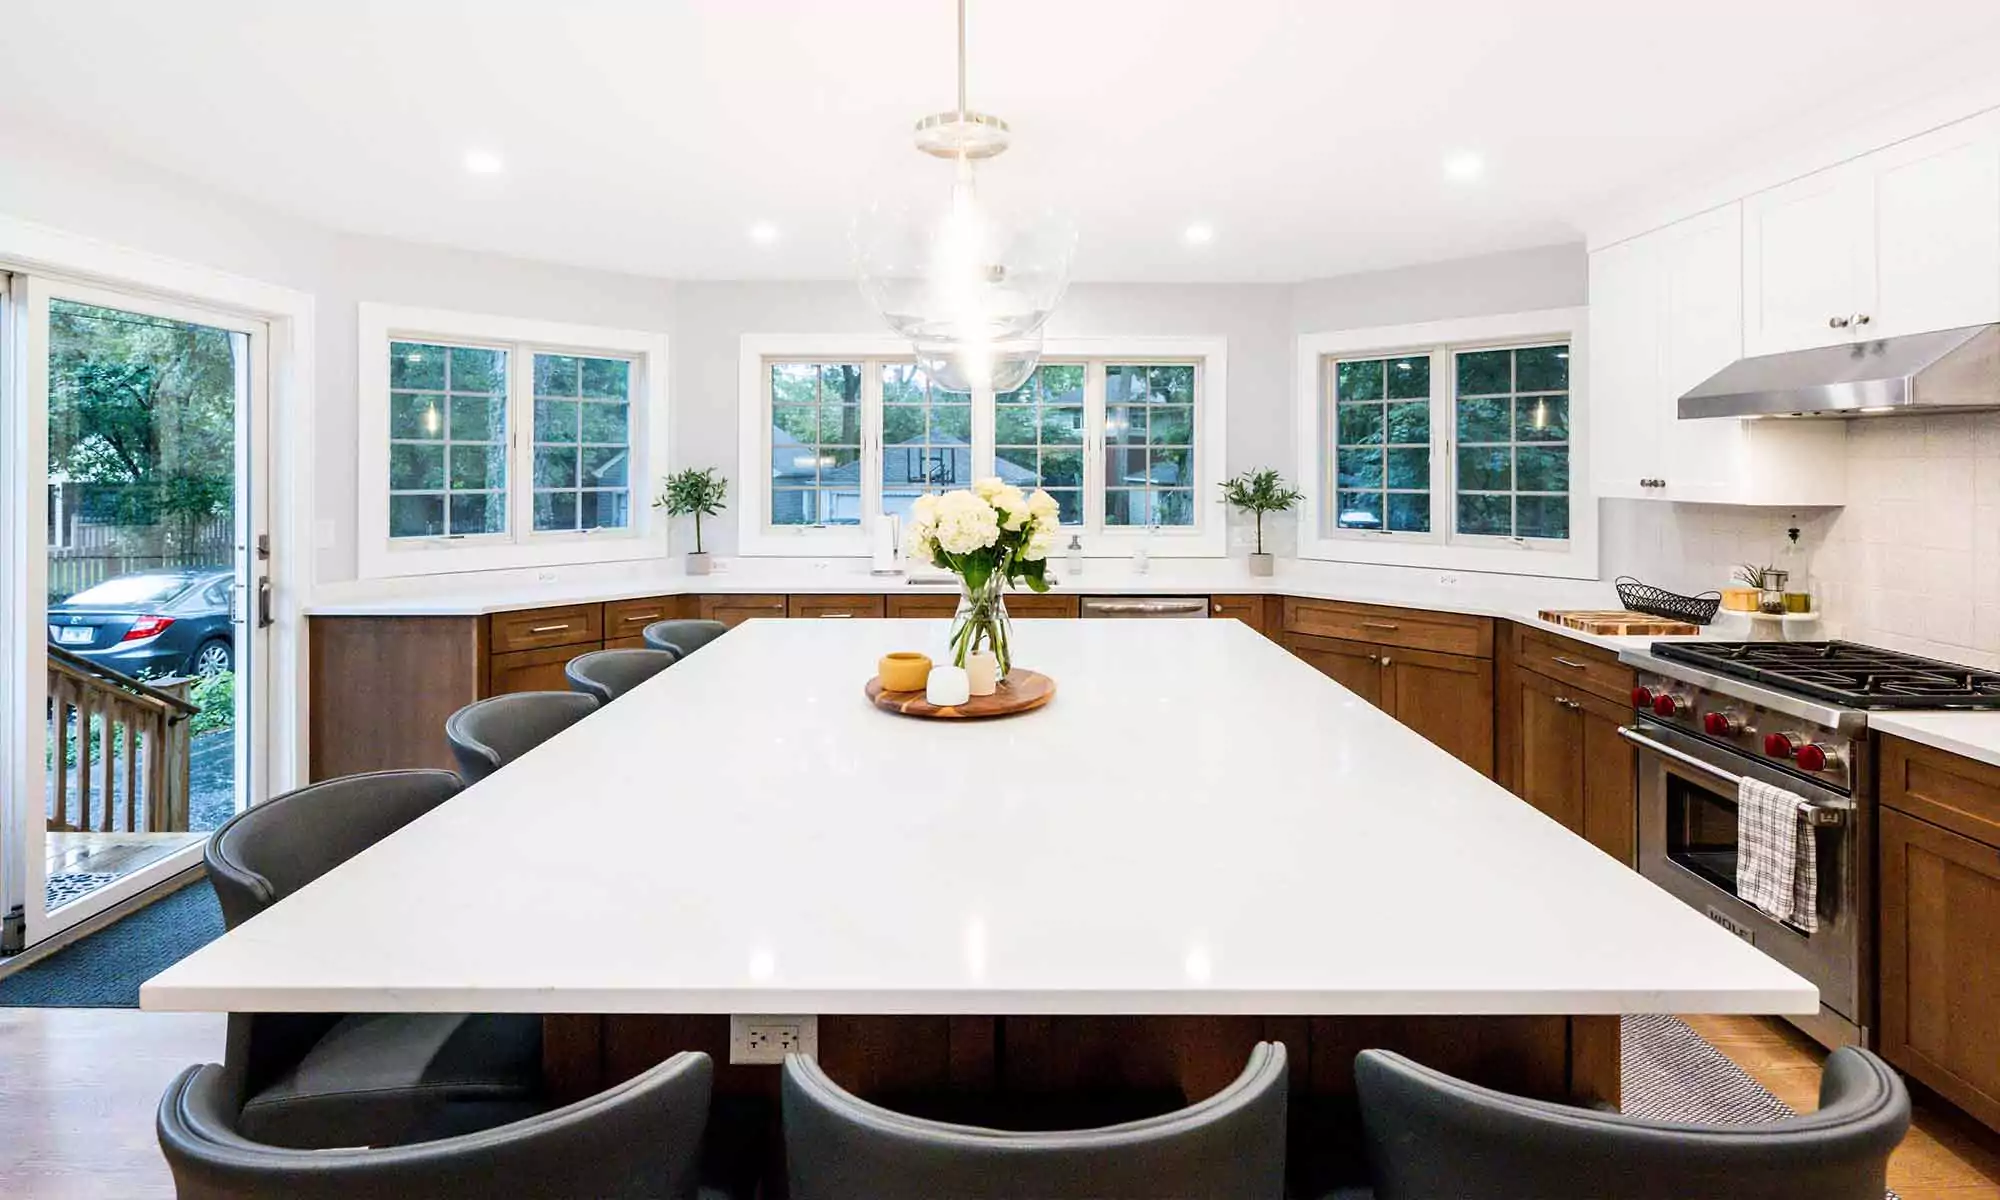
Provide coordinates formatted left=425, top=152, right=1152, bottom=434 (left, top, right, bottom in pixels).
left=1618, top=640, right=2000, bottom=1051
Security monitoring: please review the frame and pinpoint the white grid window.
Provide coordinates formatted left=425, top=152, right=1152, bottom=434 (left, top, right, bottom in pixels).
left=994, top=363, right=1085, bottom=525
left=1103, top=363, right=1197, bottom=527
left=769, top=362, right=864, bottom=527
left=881, top=362, right=972, bottom=521
left=1452, top=344, right=1571, bottom=541
left=387, top=341, right=508, bottom=539
left=532, top=353, right=634, bottom=533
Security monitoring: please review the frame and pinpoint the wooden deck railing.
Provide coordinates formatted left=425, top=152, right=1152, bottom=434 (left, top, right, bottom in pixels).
left=46, top=647, right=199, bottom=835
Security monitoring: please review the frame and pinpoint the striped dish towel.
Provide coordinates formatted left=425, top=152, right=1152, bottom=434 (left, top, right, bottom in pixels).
left=1736, top=776, right=1819, bottom=934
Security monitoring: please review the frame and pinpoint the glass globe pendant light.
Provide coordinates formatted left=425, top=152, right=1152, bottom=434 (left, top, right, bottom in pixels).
left=853, top=0, right=1076, bottom=394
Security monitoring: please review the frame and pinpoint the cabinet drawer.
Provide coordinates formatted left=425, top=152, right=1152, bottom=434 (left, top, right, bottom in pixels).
left=698, top=595, right=788, bottom=627
left=1006, top=593, right=1080, bottom=619
left=788, top=594, right=887, bottom=619
left=603, top=596, right=676, bottom=639
left=489, top=604, right=604, bottom=654
left=1209, top=595, right=1271, bottom=637
left=1510, top=624, right=1634, bottom=706
left=1283, top=598, right=1491, bottom=659
left=886, top=594, right=960, bottom=619
left=488, top=643, right=593, bottom=696
left=1881, top=735, right=2000, bottom=847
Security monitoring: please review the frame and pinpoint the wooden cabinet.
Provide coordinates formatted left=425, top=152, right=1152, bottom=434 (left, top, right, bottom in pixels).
left=1284, top=629, right=1492, bottom=777
left=1005, top=593, right=1081, bottom=619
left=1209, top=595, right=1273, bottom=638
left=1589, top=203, right=1846, bottom=505
left=603, top=595, right=680, bottom=642
left=886, top=593, right=959, bottom=619
left=489, top=604, right=603, bottom=654
left=1745, top=115, right=2000, bottom=355
left=1281, top=598, right=1491, bottom=659
left=788, top=594, right=887, bottom=619
left=1878, top=735, right=2000, bottom=1132
left=1498, top=627, right=1636, bottom=865
left=488, top=644, right=586, bottom=696
left=698, top=594, right=788, bottom=627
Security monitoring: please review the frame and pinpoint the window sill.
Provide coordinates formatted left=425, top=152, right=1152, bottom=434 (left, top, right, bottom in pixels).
left=358, top=530, right=666, bottom=580
left=1299, top=534, right=1598, bottom=581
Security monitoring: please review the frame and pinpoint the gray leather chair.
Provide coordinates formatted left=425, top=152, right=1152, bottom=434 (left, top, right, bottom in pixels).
left=641, top=618, right=728, bottom=659
left=1350, top=1045, right=1909, bottom=1200
left=782, top=1042, right=1288, bottom=1200
left=443, top=691, right=597, bottom=783
left=565, top=647, right=679, bottom=704
left=204, top=770, right=544, bottom=1150
left=158, top=1050, right=714, bottom=1200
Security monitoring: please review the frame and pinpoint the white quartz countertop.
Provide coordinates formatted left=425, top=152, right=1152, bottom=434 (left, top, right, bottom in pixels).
left=143, top=620, right=1812, bottom=1017
left=1869, top=711, right=2000, bottom=769
left=303, top=560, right=1727, bottom=656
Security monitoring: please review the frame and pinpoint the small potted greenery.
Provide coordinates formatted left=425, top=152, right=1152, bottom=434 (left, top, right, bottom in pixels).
left=1219, top=467, right=1304, bottom=577
left=654, top=467, right=728, bottom=575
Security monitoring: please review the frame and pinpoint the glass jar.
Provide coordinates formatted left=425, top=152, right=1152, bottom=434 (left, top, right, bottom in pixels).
left=948, top=574, right=1013, bottom=681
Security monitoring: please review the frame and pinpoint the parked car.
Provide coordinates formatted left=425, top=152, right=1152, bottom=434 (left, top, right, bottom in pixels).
left=47, top=568, right=236, bottom=679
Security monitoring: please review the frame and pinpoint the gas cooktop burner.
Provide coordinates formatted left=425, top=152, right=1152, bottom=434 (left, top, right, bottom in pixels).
left=1649, top=640, right=2000, bottom=709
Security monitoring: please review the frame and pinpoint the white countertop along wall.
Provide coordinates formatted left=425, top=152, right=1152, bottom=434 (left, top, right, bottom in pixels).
left=143, top=621, right=1813, bottom=1017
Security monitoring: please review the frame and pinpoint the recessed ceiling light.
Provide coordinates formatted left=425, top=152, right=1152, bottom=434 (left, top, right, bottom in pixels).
left=1443, top=152, right=1484, bottom=182
left=1183, top=222, right=1214, bottom=246
left=749, top=221, right=780, bottom=245
left=463, top=150, right=505, bottom=175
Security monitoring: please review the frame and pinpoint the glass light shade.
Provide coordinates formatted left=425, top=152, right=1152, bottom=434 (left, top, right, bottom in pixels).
left=855, top=167, right=1076, bottom=392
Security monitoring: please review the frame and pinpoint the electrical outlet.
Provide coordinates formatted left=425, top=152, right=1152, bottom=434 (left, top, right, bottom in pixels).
left=1436, top=572, right=1461, bottom=586
left=728, top=1014, right=819, bottom=1065
left=535, top=568, right=558, bottom=582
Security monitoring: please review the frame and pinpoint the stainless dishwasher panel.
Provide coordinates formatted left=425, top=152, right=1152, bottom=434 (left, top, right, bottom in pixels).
left=1079, top=596, right=1210, bottom=618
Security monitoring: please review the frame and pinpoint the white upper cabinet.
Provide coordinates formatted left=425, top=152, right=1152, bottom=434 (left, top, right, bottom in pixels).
left=1591, top=203, right=1847, bottom=506
left=1744, top=114, right=2000, bottom=356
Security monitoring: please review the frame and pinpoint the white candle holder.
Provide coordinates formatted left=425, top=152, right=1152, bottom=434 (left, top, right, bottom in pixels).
left=925, top=665, right=972, bottom=707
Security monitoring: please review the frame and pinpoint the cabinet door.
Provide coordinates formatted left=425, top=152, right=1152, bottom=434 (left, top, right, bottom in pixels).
left=1384, top=646, right=1494, bottom=778
left=886, top=594, right=959, bottom=619
left=1513, top=667, right=1583, bottom=833
left=1587, top=233, right=1664, bottom=501
left=489, top=644, right=591, bottom=696
left=1579, top=692, right=1637, bottom=866
left=1659, top=204, right=1751, bottom=502
left=1286, top=635, right=1384, bottom=709
left=1872, top=123, right=2000, bottom=339
left=1210, top=595, right=1270, bottom=637
left=1879, top=807, right=2000, bottom=1131
left=1743, top=165, right=1874, bottom=355
left=787, top=594, right=887, bottom=619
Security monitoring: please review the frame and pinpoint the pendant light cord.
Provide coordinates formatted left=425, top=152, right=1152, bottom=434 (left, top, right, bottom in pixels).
left=956, top=0, right=968, bottom=118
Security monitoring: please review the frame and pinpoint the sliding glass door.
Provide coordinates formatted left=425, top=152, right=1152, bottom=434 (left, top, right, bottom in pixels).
left=1, top=274, right=269, bottom=949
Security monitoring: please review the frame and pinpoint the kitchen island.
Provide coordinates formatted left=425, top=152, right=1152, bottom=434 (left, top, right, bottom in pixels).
left=144, top=620, right=1812, bottom=1181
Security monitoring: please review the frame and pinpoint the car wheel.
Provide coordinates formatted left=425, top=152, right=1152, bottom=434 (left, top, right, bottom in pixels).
left=190, top=639, right=233, bottom=676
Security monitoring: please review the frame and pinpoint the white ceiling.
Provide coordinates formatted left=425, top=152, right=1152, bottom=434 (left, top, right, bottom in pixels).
left=6, top=0, right=2000, bottom=283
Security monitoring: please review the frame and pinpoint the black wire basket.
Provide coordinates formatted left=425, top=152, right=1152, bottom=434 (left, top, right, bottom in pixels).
left=1615, top=576, right=1722, bottom=626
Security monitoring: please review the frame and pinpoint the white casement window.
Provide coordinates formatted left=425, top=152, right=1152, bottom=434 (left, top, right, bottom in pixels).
left=358, top=304, right=668, bottom=579
left=1296, top=309, right=1596, bottom=579
left=738, top=335, right=1226, bottom=557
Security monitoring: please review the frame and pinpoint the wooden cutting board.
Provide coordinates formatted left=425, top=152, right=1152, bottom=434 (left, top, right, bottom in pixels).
left=866, top=669, right=1056, bottom=719
left=1537, top=609, right=1699, bottom=637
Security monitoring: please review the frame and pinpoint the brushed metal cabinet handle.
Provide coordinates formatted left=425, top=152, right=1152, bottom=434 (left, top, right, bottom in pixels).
left=1829, top=315, right=1852, bottom=329
left=1379, top=656, right=1393, bottom=667
left=1361, top=621, right=1400, bottom=630
left=530, top=624, right=571, bottom=633
left=622, top=612, right=662, bottom=623
left=1551, top=656, right=1587, bottom=670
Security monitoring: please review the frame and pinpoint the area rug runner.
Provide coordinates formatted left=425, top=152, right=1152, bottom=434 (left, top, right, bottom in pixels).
left=0, top=882, right=223, bottom=1007
left=1622, top=1013, right=1898, bottom=1199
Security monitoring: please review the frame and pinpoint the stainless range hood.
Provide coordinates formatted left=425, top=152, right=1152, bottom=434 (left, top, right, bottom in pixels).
left=1678, top=323, right=2000, bottom=419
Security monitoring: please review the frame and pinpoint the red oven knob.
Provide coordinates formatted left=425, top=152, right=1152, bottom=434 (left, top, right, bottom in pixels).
left=1652, top=693, right=1682, bottom=717
left=1763, top=732, right=1797, bottom=759
left=1631, top=685, right=1654, bottom=710
left=1702, top=712, right=1738, bottom=737
left=1796, top=743, right=1834, bottom=773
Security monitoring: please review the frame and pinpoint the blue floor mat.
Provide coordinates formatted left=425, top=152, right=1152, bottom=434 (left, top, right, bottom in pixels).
left=0, top=882, right=223, bottom=1007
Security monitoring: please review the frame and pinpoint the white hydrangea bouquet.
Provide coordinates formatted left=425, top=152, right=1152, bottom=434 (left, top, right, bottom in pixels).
left=903, top=478, right=1062, bottom=680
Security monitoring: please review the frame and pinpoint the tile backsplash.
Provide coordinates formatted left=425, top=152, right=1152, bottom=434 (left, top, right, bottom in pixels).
left=1605, top=413, right=2000, bottom=668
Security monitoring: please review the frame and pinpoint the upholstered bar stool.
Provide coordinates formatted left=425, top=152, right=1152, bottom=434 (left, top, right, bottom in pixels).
left=443, top=691, right=597, bottom=783
left=565, top=647, right=679, bottom=704
left=641, top=618, right=728, bottom=659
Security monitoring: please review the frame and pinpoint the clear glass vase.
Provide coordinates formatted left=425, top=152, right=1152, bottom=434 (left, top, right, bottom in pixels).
left=948, top=574, right=1012, bottom=681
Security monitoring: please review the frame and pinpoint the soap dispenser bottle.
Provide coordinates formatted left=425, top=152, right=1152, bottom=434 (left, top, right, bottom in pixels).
left=1065, top=534, right=1084, bottom=578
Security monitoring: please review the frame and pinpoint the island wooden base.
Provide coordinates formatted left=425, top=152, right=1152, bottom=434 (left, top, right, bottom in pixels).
left=545, top=1013, right=1619, bottom=1194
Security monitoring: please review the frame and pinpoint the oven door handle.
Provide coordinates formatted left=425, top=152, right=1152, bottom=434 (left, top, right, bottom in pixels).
left=1618, top=725, right=1849, bottom=824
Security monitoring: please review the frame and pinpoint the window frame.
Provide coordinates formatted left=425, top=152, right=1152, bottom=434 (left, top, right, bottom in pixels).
left=736, top=334, right=1228, bottom=558
left=357, top=304, right=668, bottom=580
left=1295, top=308, right=1597, bottom=579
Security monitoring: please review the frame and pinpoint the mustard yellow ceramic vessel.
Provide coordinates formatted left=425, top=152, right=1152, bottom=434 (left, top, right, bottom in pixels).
left=877, top=652, right=932, bottom=693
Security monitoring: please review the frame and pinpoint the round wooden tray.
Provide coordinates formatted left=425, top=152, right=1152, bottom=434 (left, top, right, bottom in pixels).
left=865, top=669, right=1056, bottom=720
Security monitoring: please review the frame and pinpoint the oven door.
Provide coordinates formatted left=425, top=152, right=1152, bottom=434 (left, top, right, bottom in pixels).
left=1627, top=718, right=1863, bottom=1045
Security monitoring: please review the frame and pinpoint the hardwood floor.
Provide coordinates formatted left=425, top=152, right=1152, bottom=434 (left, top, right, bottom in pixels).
left=0, top=1009, right=220, bottom=1199
left=0, top=1007, right=1993, bottom=1198
left=1688, top=1014, right=2000, bottom=1199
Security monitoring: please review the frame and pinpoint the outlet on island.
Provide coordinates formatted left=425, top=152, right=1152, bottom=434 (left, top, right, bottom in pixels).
left=728, top=1013, right=820, bottom=1064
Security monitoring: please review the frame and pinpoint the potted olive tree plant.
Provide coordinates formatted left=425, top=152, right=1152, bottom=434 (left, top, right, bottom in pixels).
left=1219, top=467, right=1304, bottom=577
left=654, top=467, right=728, bottom=575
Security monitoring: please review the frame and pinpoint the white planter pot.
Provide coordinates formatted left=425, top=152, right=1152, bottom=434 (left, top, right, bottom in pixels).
left=1248, top=552, right=1275, bottom=577
left=686, top=552, right=713, bottom=576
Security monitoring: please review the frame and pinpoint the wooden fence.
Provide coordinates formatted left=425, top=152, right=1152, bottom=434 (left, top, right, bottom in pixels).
left=45, top=647, right=197, bottom=835
left=46, top=515, right=232, bottom=602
